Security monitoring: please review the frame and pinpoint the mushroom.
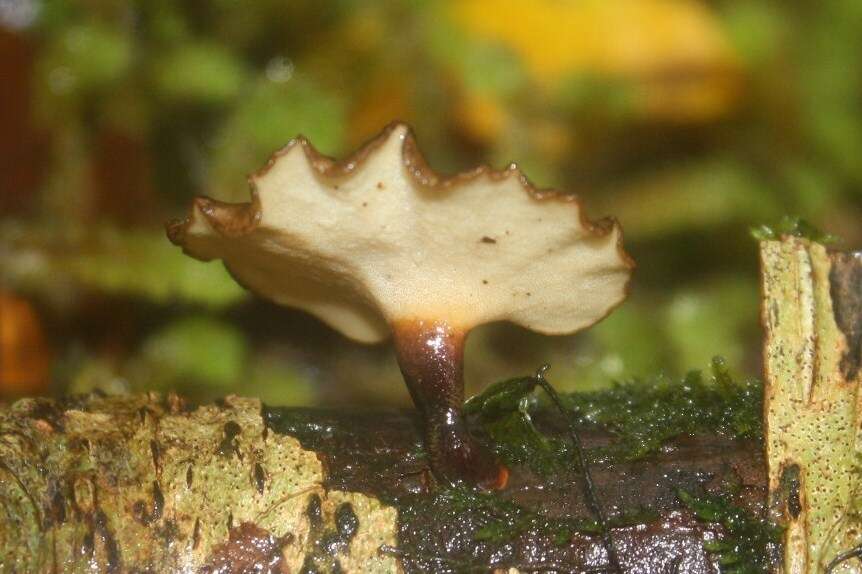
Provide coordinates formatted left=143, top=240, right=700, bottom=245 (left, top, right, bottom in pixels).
left=167, top=122, right=633, bottom=489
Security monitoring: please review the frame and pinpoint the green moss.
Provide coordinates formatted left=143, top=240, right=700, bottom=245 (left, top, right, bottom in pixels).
left=750, top=215, right=838, bottom=244
left=468, top=357, right=763, bottom=474
left=479, top=409, right=570, bottom=475
left=397, top=487, right=651, bottom=548
left=465, top=374, right=571, bottom=475
left=677, top=490, right=782, bottom=573
left=446, top=488, right=578, bottom=545
left=567, top=357, right=764, bottom=462
left=389, top=486, right=661, bottom=573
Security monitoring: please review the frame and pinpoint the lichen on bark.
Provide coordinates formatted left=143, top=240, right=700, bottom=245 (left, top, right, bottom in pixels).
left=0, top=393, right=397, bottom=573
left=760, top=237, right=862, bottom=572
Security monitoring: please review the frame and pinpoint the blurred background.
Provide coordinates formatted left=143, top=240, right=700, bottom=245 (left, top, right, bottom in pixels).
left=2, top=0, right=861, bottom=406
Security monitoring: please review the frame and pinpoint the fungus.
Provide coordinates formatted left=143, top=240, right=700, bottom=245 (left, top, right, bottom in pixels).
left=167, top=122, right=633, bottom=488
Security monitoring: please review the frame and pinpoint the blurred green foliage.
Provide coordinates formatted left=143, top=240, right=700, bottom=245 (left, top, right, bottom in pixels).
left=2, top=0, right=861, bottom=403
left=0, top=223, right=245, bottom=307
left=136, top=316, right=247, bottom=389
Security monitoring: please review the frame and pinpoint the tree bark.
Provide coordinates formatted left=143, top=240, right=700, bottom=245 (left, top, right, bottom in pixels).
left=0, top=391, right=767, bottom=573
left=761, top=237, right=862, bottom=573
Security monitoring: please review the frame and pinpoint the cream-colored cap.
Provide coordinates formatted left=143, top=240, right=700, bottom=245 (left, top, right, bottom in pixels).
left=168, top=123, right=634, bottom=343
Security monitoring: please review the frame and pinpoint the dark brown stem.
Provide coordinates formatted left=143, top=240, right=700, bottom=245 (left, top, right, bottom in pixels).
left=392, top=319, right=507, bottom=489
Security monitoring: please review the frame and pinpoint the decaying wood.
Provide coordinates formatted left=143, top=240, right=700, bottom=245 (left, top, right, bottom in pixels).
left=761, top=237, right=862, bottom=573
left=0, top=392, right=767, bottom=573
left=0, top=395, right=397, bottom=573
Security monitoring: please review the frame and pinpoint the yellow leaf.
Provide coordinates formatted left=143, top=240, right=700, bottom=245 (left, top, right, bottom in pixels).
left=450, top=0, right=741, bottom=121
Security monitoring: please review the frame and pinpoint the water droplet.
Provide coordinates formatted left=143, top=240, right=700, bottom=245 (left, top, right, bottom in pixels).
left=265, top=56, right=294, bottom=83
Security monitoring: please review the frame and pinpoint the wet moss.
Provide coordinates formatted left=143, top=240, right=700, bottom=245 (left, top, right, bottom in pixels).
left=403, top=487, right=580, bottom=546
left=567, top=357, right=763, bottom=462
left=469, top=357, right=763, bottom=474
left=393, top=487, right=657, bottom=572
left=465, top=373, right=570, bottom=475
left=677, top=489, right=782, bottom=573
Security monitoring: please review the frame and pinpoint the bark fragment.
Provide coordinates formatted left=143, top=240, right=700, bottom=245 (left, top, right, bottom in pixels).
left=761, top=238, right=862, bottom=572
left=0, top=394, right=397, bottom=573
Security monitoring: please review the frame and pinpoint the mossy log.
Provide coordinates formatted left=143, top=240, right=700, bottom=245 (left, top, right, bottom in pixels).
left=0, top=391, right=768, bottom=573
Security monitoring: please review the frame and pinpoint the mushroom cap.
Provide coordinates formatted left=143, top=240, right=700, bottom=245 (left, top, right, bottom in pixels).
left=168, top=123, right=634, bottom=344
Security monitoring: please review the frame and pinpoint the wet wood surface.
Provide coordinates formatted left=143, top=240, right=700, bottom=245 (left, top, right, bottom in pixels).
left=0, top=394, right=770, bottom=573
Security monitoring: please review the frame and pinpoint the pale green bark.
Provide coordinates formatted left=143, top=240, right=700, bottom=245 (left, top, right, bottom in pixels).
left=0, top=394, right=397, bottom=573
left=761, top=237, right=862, bottom=573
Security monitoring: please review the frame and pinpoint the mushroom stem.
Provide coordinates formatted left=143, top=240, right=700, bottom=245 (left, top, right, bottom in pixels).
left=392, top=319, right=508, bottom=490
